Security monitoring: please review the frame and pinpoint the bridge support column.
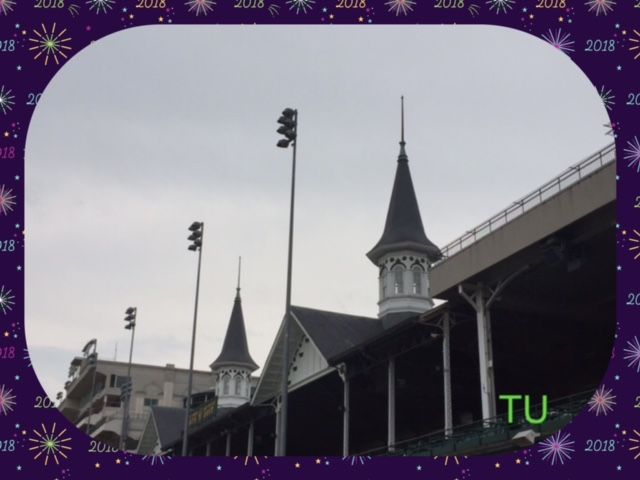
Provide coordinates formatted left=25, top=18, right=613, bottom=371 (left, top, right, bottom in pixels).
left=247, top=420, right=254, bottom=456
left=459, top=282, right=497, bottom=422
left=388, top=356, right=396, bottom=452
left=459, top=266, right=529, bottom=423
left=420, top=312, right=457, bottom=437
left=274, top=397, right=281, bottom=456
left=338, top=364, right=350, bottom=456
left=442, top=313, right=453, bottom=437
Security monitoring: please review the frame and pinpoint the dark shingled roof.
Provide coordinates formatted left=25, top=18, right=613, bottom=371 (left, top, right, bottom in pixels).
left=150, top=406, right=186, bottom=449
left=367, top=141, right=442, bottom=265
left=291, top=305, right=384, bottom=361
left=210, top=290, right=259, bottom=371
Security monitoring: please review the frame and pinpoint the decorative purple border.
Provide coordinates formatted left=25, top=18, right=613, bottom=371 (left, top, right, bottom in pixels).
left=0, top=0, right=636, bottom=479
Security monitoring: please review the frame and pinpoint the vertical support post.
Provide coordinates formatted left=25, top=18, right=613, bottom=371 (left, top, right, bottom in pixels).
left=225, top=432, right=231, bottom=457
left=205, top=441, right=211, bottom=457
left=247, top=421, right=255, bottom=456
left=474, top=283, right=497, bottom=421
left=342, top=366, right=350, bottom=456
left=459, top=283, right=496, bottom=423
left=442, top=314, right=453, bottom=437
left=274, top=398, right=281, bottom=456
left=388, top=357, right=396, bottom=452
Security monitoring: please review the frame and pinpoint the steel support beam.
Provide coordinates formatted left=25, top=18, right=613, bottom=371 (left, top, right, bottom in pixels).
left=338, top=364, right=350, bottom=456
left=388, top=357, right=396, bottom=452
left=459, top=266, right=528, bottom=422
left=247, top=421, right=255, bottom=456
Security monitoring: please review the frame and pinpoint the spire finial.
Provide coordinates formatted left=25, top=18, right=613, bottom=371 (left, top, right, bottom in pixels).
left=401, top=95, right=405, bottom=145
left=399, top=96, right=407, bottom=160
left=236, top=256, right=242, bottom=298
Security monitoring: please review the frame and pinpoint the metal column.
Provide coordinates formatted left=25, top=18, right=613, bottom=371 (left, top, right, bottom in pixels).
left=459, top=267, right=528, bottom=423
left=442, top=313, right=453, bottom=436
left=205, top=441, right=211, bottom=457
left=338, top=364, right=350, bottom=456
left=247, top=421, right=255, bottom=456
left=459, top=282, right=496, bottom=421
left=388, top=357, right=396, bottom=452
left=225, top=432, right=232, bottom=457
left=274, top=398, right=280, bottom=456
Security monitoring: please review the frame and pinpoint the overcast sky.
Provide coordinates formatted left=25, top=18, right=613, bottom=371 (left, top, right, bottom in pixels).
left=25, top=25, right=611, bottom=401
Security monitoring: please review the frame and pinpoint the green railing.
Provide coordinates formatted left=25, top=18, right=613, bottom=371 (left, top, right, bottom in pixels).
left=363, top=389, right=593, bottom=457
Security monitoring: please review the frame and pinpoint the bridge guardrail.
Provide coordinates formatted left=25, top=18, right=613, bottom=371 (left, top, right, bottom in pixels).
left=435, top=142, right=616, bottom=263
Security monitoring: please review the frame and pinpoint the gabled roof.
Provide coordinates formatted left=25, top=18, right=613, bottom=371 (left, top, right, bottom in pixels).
left=210, top=289, right=259, bottom=372
left=149, top=406, right=186, bottom=449
left=251, top=305, right=383, bottom=405
left=367, top=140, right=442, bottom=265
left=291, top=306, right=384, bottom=361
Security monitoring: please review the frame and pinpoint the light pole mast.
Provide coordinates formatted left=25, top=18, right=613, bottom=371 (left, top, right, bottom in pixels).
left=276, top=107, right=298, bottom=456
left=120, top=307, right=137, bottom=451
left=182, top=221, right=204, bottom=457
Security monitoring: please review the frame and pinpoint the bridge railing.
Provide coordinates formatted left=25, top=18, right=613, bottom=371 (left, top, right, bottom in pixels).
left=435, top=142, right=616, bottom=263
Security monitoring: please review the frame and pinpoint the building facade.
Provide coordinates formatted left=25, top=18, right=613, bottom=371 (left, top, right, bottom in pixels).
left=59, top=356, right=213, bottom=451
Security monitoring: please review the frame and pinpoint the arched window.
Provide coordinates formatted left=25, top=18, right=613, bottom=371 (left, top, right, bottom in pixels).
left=412, top=267, right=423, bottom=295
left=380, top=267, right=387, bottom=299
left=234, top=374, right=242, bottom=396
left=394, top=265, right=404, bottom=294
left=222, top=374, right=230, bottom=395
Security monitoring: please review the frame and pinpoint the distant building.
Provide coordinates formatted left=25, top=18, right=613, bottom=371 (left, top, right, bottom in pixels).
left=59, top=357, right=213, bottom=451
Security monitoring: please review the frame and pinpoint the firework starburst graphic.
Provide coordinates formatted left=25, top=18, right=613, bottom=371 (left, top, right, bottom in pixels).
left=630, top=30, right=640, bottom=60
left=0, top=0, right=16, bottom=15
left=24, top=348, right=32, bottom=367
left=587, top=385, right=616, bottom=415
left=29, top=423, right=72, bottom=465
left=185, top=0, right=215, bottom=15
left=468, top=3, right=480, bottom=16
left=0, top=385, right=17, bottom=415
left=486, top=0, right=514, bottom=14
left=599, top=86, right=615, bottom=110
left=29, top=23, right=72, bottom=66
left=268, top=3, right=279, bottom=15
left=286, top=0, right=314, bottom=14
left=0, top=85, right=15, bottom=114
left=0, top=285, right=15, bottom=314
left=541, top=29, right=575, bottom=54
left=623, top=336, right=640, bottom=372
left=86, top=0, right=114, bottom=13
left=342, top=456, right=371, bottom=465
left=585, top=0, right=615, bottom=15
left=630, top=430, right=640, bottom=460
left=624, top=136, right=640, bottom=172
left=628, top=231, right=640, bottom=260
left=539, top=431, right=575, bottom=465
left=0, top=185, right=17, bottom=216
left=233, top=456, right=267, bottom=465
left=434, top=455, right=467, bottom=466
left=385, top=0, right=416, bottom=15
left=142, top=454, right=172, bottom=465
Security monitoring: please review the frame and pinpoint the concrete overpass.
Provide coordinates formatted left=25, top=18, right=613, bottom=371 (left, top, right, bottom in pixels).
left=424, top=141, right=616, bottom=428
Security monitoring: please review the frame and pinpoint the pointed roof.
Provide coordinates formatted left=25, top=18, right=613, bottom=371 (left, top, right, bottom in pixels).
left=367, top=98, right=442, bottom=265
left=210, top=288, right=259, bottom=372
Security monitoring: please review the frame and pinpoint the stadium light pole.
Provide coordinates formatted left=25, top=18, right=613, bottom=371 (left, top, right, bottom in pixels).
left=276, top=107, right=298, bottom=456
left=120, top=307, right=137, bottom=451
left=182, top=221, right=204, bottom=457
